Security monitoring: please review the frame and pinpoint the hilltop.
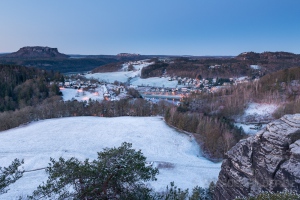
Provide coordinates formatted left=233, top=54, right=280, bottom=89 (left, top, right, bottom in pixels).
left=0, top=47, right=152, bottom=73
left=2, top=46, right=69, bottom=59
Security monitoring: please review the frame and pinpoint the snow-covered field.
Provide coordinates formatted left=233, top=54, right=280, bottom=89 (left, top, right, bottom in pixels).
left=85, top=61, right=153, bottom=83
left=84, top=61, right=180, bottom=88
left=130, top=76, right=178, bottom=88
left=235, top=103, right=278, bottom=134
left=85, top=74, right=179, bottom=88
left=0, top=117, right=221, bottom=199
left=244, top=103, right=278, bottom=117
left=85, top=71, right=135, bottom=83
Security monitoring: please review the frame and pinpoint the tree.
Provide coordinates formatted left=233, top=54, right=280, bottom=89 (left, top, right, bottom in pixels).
left=0, top=159, right=24, bottom=195
left=128, top=64, right=134, bottom=71
left=29, top=142, right=159, bottom=200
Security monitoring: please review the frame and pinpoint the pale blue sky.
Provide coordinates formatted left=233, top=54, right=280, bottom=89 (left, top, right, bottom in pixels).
left=0, top=0, right=299, bottom=55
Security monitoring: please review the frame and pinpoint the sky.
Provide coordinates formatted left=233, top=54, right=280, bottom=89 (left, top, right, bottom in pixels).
left=0, top=0, right=299, bottom=56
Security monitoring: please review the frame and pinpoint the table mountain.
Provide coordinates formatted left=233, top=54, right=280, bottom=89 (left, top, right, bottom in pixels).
left=3, top=46, right=69, bottom=58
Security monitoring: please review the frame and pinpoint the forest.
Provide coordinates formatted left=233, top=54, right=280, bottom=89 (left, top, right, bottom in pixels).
left=141, top=52, right=300, bottom=79
left=1, top=63, right=300, bottom=161
left=165, top=66, right=300, bottom=159
left=0, top=65, right=63, bottom=112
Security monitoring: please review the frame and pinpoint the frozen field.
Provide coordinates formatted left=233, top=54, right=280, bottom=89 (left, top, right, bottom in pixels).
left=244, top=103, right=278, bottom=117
left=235, top=103, right=278, bottom=134
left=85, top=74, right=179, bottom=88
left=84, top=61, right=153, bottom=83
left=0, top=117, right=221, bottom=199
left=85, top=71, right=135, bottom=83
left=130, top=76, right=178, bottom=88
left=84, top=61, right=179, bottom=88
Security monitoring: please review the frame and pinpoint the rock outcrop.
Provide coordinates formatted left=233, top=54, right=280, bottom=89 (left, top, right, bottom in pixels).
left=4, top=46, right=68, bottom=58
left=214, top=114, right=300, bottom=199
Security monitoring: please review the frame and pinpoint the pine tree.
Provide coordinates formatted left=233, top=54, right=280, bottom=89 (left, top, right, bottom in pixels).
left=0, top=159, right=24, bottom=195
left=29, top=142, right=158, bottom=200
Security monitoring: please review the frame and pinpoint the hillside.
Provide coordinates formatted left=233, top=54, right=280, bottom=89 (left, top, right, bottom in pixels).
left=0, top=116, right=221, bottom=199
left=0, top=64, right=63, bottom=112
left=141, top=52, right=300, bottom=79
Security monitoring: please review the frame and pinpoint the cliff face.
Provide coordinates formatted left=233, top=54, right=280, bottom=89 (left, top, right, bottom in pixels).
left=214, top=114, right=300, bottom=200
left=4, top=46, right=69, bottom=58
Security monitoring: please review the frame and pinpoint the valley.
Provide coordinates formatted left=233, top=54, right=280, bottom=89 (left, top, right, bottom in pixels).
left=1, top=48, right=300, bottom=199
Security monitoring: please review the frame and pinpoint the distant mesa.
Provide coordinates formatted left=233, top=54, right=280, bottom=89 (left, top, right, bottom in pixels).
left=236, top=51, right=297, bottom=61
left=3, top=46, right=69, bottom=58
left=117, top=53, right=140, bottom=57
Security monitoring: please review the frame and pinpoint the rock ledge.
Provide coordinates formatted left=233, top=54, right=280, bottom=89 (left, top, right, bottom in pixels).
left=214, top=114, right=300, bottom=200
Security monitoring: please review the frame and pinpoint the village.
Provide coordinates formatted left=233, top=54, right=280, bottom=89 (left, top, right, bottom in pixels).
left=57, top=68, right=253, bottom=104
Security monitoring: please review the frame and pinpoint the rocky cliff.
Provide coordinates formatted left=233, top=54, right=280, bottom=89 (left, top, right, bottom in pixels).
left=4, top=46, right=68, bottom=58
left=214, top=114, right=300, bottom=199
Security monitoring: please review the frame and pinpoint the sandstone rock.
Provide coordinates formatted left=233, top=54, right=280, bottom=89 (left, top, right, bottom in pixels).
left=214, top=114, right=300, bottom=200
left=4, top=46, right=68, bottom=58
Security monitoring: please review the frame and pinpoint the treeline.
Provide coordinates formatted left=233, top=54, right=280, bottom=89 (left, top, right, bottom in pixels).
left=0, top=65, right=63, bottom=112
left=165, top=108, right=245, bottom=160
left=141, top=61, right=169, bottom=78
left=92, top=62, right=123, bottom=73
left=0, top=58, right=118, bottom=73
left=141, top=58, right=261, bottom=79
left=0, top=97, right=171, bottom=132
left=141, top=52, right=300, bottom=80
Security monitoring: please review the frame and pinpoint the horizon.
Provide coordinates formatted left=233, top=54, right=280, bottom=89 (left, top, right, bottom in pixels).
left=1, top=46, right=299, bottom=57
left=0, top=0, right=299, bottom=55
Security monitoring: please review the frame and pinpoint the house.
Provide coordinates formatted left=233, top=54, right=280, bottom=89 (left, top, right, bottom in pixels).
left=118, top=86, right=126, bottom=93
left=103, top=93, right=110, bottom=97
left=64, top=81, right=71, bottom=87
left=181, top=87, right=188, bottom=92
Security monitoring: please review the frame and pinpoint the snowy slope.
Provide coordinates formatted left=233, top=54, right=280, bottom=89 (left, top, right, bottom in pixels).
left=85, top=71, right=135, bottom=83
left=234, top=103, right=278, bottom=134
left=130, top=76, right=178, bottom=88
left=84, top=61, right=180, bottom=88
left=84, top=61, right=154, bottom=83
left=0, top=117, right=221, bottom=199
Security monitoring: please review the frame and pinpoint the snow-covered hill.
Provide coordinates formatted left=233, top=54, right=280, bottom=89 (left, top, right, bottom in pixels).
left=0, top=117, right=221, bottom=199
left=84, top=60, right=179, bottom=88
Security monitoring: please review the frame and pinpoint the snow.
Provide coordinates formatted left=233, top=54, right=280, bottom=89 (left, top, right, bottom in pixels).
left=236, top=76, right=249, bottom=81
left=85, top=73, right=179, bottom=88
left=244, top=103, right=278, bottom=117
left=234, top=123, right=267, bottom=135
left=85, top=71, right=134, bottom=83
left=234, top=103, right=278, bottom=134
left=0, top=117, right=221, bottom=199
left=84, top=61, right=154, bottom=84
left=250, top=65, right=261, bottom=70
left=130, top=76, right=178, bottom=88
left=84, top=61, right=180, bottom=88
left=60, top=87, right=105, bottom=102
